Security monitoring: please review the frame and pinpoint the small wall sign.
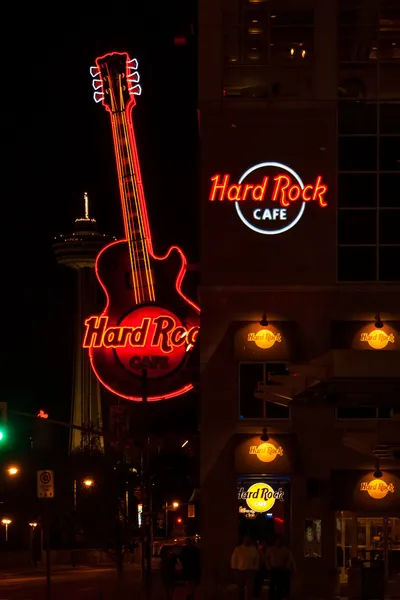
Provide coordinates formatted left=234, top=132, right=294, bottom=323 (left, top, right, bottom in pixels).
left=247, top=329, right=282, bottom=349
left=360, top=479, right=395, bottom=500
left=360, top=330, right=395, bottom=350
left=249, top=442, right=284, bottom=463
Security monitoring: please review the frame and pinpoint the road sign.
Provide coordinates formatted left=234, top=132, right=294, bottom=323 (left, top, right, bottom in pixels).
left=37, top=470, right=54, bottom=498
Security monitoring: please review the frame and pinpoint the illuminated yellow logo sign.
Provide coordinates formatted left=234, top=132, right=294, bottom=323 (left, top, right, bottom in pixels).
left=247, top=329, right=282, bottom=349
left=360, top=480, right=395, bottom=500
left=360, top=330, right=395, bottom=350
left=238, top=482, right=284, bottom=513
left=249, top=443, right=283, bottom=463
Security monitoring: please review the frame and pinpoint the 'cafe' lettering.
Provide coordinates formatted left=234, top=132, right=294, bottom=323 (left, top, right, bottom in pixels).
left=83, top=315, right=199, bottom=353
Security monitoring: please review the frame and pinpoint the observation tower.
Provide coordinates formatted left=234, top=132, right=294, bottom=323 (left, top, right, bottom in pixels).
left=53, top=193, right=111, bottom=452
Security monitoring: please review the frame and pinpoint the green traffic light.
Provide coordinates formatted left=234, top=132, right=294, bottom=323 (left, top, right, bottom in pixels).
left=0, top=430, right=5, bottom=442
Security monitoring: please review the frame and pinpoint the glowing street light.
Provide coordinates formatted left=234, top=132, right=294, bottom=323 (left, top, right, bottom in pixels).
left=29, top=522, right=38, bottom=528
left=2, top=518, right=12, bottom=542
left=172, top=502, right=179, bottom=508
left=6, top=466, right=19, bottom=476
left=83, top=478, right=94, bottom=488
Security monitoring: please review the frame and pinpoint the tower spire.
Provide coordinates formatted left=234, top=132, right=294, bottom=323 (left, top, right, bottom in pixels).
left=84, top=191, right=89, bottom=220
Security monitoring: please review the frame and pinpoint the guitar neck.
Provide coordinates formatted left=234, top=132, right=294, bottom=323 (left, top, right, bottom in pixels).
left=110, top=109, right=155, bottom=303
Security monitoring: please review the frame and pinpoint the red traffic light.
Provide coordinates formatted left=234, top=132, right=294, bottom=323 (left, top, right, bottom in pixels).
left=176, top=517, right=182, bottom=524
left=37, top=410, right=48, bottom=419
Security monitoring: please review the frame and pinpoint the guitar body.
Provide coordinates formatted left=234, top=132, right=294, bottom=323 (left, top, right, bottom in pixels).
left=87, top=240, right=200, bottom=401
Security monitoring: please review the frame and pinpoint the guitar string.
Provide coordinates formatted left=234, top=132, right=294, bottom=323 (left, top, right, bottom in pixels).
left=117, top=80, right=152, bottom=301
left=109, top=79, right=141, bottom=304
left=109, top=92, right=141, bottom=303
left=113, top=111, right=143, bottom=302
left=120, top=108, right=155, bottom=302
left=123, top=104, right=155, bottom=297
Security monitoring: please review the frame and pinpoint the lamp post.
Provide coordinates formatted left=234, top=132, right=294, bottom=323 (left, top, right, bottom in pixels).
left=165, top=502, right=179, bottom=542
left=2, top=518, right=11, bottom=542
left=6, top=466, right=19, bottom=477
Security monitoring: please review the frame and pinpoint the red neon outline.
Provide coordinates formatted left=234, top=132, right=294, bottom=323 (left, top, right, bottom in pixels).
left=89, top=240, right=199, bottom=401
left=83, top=314, right=199, bottom=351
left=208, top=172, right=328, bottom=207
left=90, top=52, right=200, bottom=401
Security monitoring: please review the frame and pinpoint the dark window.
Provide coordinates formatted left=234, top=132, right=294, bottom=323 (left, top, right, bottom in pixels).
left=338, top=102, right=377, bottom=135
left=380, top=137, right=400, bottom=172
left=338, top=174, right=377, bottom=208
left=271, top=11, right=314, bottom=26
left=379, top=246, right=400, bottom=281
left=379, top=210, right=400, bottom=244
left=336, top=406, right=391, bottom=419
left=239, top=363, right=290, bottom=420
left=240, top=363, right=264, bottom=419
left=379, top=174, right=400, bottom=207
left=338, top=210, right=376, bottom=244
left=338, top=137, right=377, bottom=171
left=380, top=104, right=400, bottom=135
left=337, top=246, right=377, bottom=281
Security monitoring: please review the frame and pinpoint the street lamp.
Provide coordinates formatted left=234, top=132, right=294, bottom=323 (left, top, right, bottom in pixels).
left=2, top=518, right=11, bottom=542
left=83, top=478, right=94, bottom=488
left=29, top=522, right=38, bottom=528
left=165, top=502, right=180, bottom=542
left=6, top=466, right=19, bottom=476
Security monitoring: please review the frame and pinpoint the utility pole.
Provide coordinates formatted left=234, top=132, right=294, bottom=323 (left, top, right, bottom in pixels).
left=141, top=369, right=152, bottom=600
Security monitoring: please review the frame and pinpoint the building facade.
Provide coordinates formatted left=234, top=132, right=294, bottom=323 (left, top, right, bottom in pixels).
left=199, top=0, right=400, bottom=597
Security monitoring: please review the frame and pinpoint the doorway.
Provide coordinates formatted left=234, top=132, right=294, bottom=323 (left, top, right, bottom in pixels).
left=336, top=512, right=400, bottom=585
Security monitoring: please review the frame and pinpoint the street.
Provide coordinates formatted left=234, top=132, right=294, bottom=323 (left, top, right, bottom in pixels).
left=0, top=565, right=142, bottom=600
left=0, top=564, right=190, bottom=600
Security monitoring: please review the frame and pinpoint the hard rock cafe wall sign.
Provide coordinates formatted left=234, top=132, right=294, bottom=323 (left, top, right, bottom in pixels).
left=208, top=162, right=328, bottom=236
left=332, top=321, right=399, bottom=352
left=234, top=322, right=291, bottom=360
left=235, top=435, right=293, bottom=474
left=360, top=479, right=395, bottom=500
left=249, top=442, right=284, bottom=463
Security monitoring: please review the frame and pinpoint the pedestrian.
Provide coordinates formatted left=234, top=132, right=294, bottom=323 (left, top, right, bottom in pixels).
left=265, top=535, right=296, bottom=600
left=254, top=540, right=269, bottom=598
left=231, top=534, right=260, bottom=600
left=160, top=547, right=177, bottom=600
left=179, top=537, right=201, bottom=600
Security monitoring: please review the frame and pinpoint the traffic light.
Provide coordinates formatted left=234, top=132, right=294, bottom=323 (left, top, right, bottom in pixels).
left=176, top=517, right=182, bottom=524
left=0, top=402, right=7, bottom=443
left=37, top=410, right=48, bottom=419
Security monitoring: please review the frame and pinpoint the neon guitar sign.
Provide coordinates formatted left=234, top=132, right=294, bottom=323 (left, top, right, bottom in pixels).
left=84, top=52, right=199, bottom=401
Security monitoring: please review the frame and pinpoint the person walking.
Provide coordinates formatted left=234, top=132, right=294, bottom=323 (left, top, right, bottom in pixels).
left=266, top=535, right=296, bottom=600
left=254, top=540, right=269, bottom=598
left=160, top=547, right=178, bottom=600
left=231, top=534, right=260, bottom=600
left=180, top=537, right=201, bottom=600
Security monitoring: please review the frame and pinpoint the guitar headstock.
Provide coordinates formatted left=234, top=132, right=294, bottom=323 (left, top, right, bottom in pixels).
left=90, top=51, right=141, bottom=110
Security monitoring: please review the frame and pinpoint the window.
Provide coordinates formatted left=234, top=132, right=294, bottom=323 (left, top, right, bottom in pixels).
left=239, top=363, right=290, bottom=419
left=336, top=406, right=393, bottom=419
left=337, top=1, right=400, bottom=281
left=304, top=519, right=322, bottom=558
left=223, top=6, right=315, bottom=99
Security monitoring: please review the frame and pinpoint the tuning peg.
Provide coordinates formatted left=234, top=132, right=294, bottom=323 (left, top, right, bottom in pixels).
left=93, top=91, right=105, bottom=103
left=127, top=72, right=140, bottom=84
left=90, top=66, right=100, bottom=77
left=127, top=57, right=138, bottom=69
left=92, top=78, right=103, bottom=91
left=128, top=84, right=142, bottom=96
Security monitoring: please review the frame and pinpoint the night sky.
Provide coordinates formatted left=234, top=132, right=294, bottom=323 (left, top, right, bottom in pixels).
left=1, top=5, right=197, bottom=443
